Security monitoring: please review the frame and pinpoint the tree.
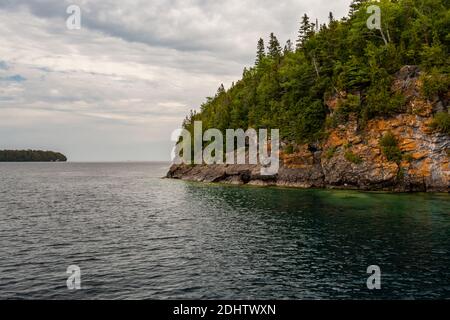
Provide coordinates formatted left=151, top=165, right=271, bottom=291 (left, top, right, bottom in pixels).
left=255, top=38, right=265, bottom=65
left=179, top=0, right=449, bottom=146
left=296, top=14, right=314, bottom=50
left=0, top=150, right=67, bottom=162
left=268, top=33, right=282, bottom=59
left=284, top=39, right=293, bottom=54
left=216, top=84, right=225, bottom=96
left=379, top=132, right=402, bottom=163
left=328, top=12, right=335, bottom=25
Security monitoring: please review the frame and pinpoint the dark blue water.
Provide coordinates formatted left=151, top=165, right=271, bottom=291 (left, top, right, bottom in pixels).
left=0, top=162, right=449, bottom=299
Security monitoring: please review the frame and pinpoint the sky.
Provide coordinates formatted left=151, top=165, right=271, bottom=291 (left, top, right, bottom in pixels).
left=0, top=0, right=352, bottom=161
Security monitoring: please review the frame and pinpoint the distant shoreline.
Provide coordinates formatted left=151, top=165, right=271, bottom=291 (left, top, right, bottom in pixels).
left=0, top=150, right=67, bottom=162
left=0, top=159, right=172, bottom=164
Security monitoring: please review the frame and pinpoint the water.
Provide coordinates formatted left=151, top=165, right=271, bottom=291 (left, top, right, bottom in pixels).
left=0, top=162, right=449, bottom=300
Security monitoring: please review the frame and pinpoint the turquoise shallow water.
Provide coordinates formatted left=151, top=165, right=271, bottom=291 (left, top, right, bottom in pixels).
left=0, top=162, right=449, bottom=299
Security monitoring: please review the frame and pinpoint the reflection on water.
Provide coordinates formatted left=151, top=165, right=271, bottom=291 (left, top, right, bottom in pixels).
left=0, top=163, right=449, bottom=299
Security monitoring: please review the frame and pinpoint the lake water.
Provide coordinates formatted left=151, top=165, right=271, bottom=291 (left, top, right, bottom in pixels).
left=0, top=162, right=449, bottom=300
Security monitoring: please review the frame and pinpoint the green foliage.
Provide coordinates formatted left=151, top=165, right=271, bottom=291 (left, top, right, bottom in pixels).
left=420, top=69, right=450, bottom=100
left=364, top=70, right=406, bottom=119
left=397, top=167, right=405, bottom=180
left=325, top=146, right=338, bottom=159
left=380, top=132, right=403, bottom=163
left=284, top=145, right=295, bottom=155
left=284, top=39, right=293, bottom=54
left=344, top=151, right=363, bottom=164
left=335, top=59, right=370, bottom=90
left=268, top=33, right=282, bottom=60
left=296, top=13, right=314, bottom=50
left=403, top=153, right=414, bottom=163
left=0, top=150, right=67, bottom=162
left=256, top=38, right=266, bottom=66
left=429, top=112, right=450, bottom=134
left=181, top=0, right=449, bottom=145
left=331, top=94, right=361, bottom=125
left=420, top=43, right=447, bottom=69
left=293, top=99, right=327, bottom=142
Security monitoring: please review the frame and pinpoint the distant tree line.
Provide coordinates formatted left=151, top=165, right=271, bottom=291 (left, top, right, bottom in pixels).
left=182, top=0, right=449, bottom=144
left=0, top=150, right=67, bottom=162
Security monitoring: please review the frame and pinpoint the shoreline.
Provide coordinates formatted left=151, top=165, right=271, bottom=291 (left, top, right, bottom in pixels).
left=167, top=175, right=450, bottom=196
left=166, top=164, right=449, bottom=193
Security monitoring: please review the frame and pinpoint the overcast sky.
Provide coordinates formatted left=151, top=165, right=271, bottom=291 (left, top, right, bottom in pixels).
left=0, top=0, right=352, bottom=161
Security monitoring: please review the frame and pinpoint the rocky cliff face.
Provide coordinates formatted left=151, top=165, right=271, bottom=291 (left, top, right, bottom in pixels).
left=167, top=66, right=449, bottom=192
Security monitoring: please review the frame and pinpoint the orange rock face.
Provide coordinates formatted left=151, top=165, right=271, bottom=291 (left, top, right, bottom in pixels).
left=278, top=66, right=449, bottom=192
left=278, top=108, right=448, bottom=192
left=169, top=66, right=449, bottom=192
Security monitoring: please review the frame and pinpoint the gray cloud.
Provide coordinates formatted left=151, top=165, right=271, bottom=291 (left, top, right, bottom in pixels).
left=0, top=74, right=26, bottom=82
left=0, top=0, right=352, bottom=61
left=0, top=0, right=352, bottom=161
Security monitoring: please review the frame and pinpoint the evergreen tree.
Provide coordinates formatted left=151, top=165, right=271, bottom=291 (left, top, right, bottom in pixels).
left=255, top=38, right=265, bottom=65
left=242, top=67, right=249, bottom=77
left=180, top=0, right=450, bottom=145
left=328, top=12, right=334, bottom=25
left=268, top=33, right=282, bottom=59
left=284, top=39, right=293, bottom=54
left=296, top=14, right=313, bottom=50
left=216, top=84, right=225, bottom=96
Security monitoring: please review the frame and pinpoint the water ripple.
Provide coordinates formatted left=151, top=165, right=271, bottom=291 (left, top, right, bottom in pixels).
left=0, top=162, right=449, bottom=299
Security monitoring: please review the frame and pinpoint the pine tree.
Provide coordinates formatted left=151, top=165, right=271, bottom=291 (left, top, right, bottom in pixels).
left=328, top=12, right=334, bottom=24
left=296, top=14, right=313, bottom=50
left=242, top=67, right=249, bottom=78
left=255, top=38, right=266, bottom=65
left=179, top=0, right=450, bottom=143
left=216, top=84, right=225, bottom=96
left=284, top=39, right=293, bottom=54
left=268, top=33, right=282, bottom=59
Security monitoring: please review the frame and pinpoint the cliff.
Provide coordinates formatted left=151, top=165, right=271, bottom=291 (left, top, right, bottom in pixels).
left=167, top=66, right=449, bottom=192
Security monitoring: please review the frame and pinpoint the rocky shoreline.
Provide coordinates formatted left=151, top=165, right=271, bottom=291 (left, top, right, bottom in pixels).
left=167, top=113, right=449, bottom=192
left=167, top=153, right=448, bottom=193
left=167, top=66, right=449, bottom=193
